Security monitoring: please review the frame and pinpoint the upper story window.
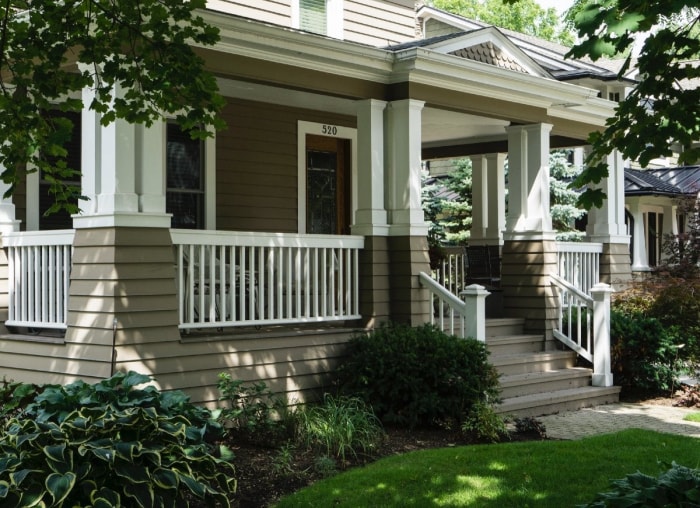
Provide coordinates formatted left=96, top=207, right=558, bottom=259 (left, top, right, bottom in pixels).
left=293, top=0, right=343, bottom=39
left=166, top=123, right=204, bottom=229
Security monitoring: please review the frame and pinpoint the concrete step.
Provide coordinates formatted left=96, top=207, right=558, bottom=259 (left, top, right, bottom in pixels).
left=490, top=350, right=576, bottom=376
left=499, top=367, right=593, bottom=399
left=486, top=334, right=544, bottom=355
left=495, top=385, right=622, bottom=418
left=486, top=317, right=525, bottom=337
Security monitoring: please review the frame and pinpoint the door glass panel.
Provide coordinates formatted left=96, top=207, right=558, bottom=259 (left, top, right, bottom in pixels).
left=307, top=149, right=337, bottom=234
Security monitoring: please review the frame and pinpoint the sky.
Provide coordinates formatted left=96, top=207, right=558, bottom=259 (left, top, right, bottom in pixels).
left=533, top=0, right=575, bottom=14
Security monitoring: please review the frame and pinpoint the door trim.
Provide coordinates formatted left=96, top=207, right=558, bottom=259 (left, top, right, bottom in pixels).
left=297, top=120, right=356, bottom=234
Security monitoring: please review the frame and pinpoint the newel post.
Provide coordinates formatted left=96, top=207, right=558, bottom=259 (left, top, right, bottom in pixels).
left=591, top=282, right=614, bottom=387
left=460, top=284, right=490, bottom=342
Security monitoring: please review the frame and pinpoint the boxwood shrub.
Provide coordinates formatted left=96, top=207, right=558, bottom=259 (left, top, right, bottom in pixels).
left=336, top=323, right=500, bottom=428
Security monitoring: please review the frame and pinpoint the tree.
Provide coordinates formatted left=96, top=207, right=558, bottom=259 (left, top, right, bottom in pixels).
left=430, top=0, right=574, bottom=46
left=0, top=0, right=224, bottom=214
left=550, top=151, right=586, bottom=241
left=565, top=1, right=700, bottom=209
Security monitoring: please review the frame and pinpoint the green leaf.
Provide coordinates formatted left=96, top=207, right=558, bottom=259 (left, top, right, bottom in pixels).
left=91, top=487, right=121, bottom=507
left=45, top=472, right=76, bottom=506
left=123, top=482, right=154, bottom=508
left=114, top=460, right=150, bottom=483
left=10, top=469, right=32, bottom=487
left=175, top=469, right=207, bottom=499
left=152, top=468, right=179, bottom=490
left=0, top=481, right=8, bottom=499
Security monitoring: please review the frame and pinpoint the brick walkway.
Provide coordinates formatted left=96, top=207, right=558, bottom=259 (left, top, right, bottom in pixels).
left=537, top=403, right=700, bottom=440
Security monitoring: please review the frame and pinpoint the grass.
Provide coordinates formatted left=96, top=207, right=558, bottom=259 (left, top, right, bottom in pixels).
left=274, top=429, right=700, bottom=507
left=684, top=412, right=700, bottom=423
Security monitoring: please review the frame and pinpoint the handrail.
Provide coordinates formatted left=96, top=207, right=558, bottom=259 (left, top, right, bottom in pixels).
left=419, top=272, right=488, bottom=342
left=550, top=273, right=594, bottom=362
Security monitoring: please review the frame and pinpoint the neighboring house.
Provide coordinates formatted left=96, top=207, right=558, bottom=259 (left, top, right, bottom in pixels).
left=0, top=2, right=629, bottom=408
left=625, top=166, right=700, bottom=272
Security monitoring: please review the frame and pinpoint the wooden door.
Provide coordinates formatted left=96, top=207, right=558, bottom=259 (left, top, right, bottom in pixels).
left=306, top=134, right=350, bottom=234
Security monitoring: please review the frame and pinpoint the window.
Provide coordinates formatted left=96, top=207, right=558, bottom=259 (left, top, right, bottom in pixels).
left=293, top=0, right=343, bottom=39
left=646, top=211, right=663, bottom=267
left=39, top=110, right=81, bottom=230
left=166, top=123, right=204, bottom=229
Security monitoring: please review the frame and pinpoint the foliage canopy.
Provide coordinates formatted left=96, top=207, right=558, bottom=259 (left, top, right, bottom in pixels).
left=0, top=0, right=224, bottom=214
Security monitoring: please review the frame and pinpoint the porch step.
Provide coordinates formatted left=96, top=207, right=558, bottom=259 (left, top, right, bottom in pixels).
left=495, top=385, right=622, bottom=418
left=486, top=318, right=526, bottom=337
left=499, top=367, right=592, bottom=399
left=486, top=334, right=544, bottom=355
left=490, top=350, right=576, bottom=376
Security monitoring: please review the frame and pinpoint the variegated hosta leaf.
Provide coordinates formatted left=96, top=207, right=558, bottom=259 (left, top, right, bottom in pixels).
left=123, top=481, right=154, bottom=508
left=45, top=471, right=76, bottom=505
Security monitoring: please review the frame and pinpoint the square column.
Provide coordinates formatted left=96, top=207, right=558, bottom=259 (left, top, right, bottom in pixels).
left=627, top=198, right=650, bottom=271
left=470, top=153, right=505, bottom=245
left=505, top=123, right=554, bottom=239
left=385, top=99, right=430, bottom=326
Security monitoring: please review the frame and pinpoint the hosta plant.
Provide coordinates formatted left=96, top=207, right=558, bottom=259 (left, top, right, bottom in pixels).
left=0, top=371, right=236, bottom=507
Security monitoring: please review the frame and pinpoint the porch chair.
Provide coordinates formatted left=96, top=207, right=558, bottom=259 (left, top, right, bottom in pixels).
left=464, top=245, right=500, bottom=288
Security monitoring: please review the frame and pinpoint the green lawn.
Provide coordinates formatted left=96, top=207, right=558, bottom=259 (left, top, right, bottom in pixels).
left=684, top=412, right=700, bottom=423
left=275, top=429, right=700, bottom=507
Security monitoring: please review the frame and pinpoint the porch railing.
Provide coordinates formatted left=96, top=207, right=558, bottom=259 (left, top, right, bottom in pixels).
left=4, top=230, right=75, bottom=331
left=555, top=241, right=602, bottom=294
left=419, top=272, right=488, bottom=342
left=431, top=246, right=467, bottom=296
left=170, top=230, right=364, bottom=330
left=551, top=274, right=613, bottom=387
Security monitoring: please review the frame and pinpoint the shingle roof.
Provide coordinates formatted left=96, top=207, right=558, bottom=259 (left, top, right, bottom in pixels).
left=450, top=41, right=529, bottom=73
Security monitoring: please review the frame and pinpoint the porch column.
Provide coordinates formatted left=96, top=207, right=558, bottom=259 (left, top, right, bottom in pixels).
left=627, top=198, right=649, bottom=272
left=386, top=99, right=430, bottom=326
left=585, top=148, right=632, bottom=288
left=0, top=177, right=19, bottom=333
left=65, top=83, right=180, bottom=377
left=353, top=99, right=391, bottom=327
left=661, top=203, right=678, bottom=264
left=502, top=123, right=557, bottom=339
left=469, top=153, right=505, bottom=245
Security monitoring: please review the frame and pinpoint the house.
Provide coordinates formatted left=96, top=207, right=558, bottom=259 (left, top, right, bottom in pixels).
left=0, top=2, right=629, bottom=411
left=625, top=166, right=700, bottom=272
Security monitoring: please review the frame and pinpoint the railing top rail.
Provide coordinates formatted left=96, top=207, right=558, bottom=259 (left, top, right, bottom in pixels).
left=170, top=229, right=364, bottom=249
left=550, top=273, right=593, bottom=305
left=3, top=229, right=75, bottom=247
left=555, top=241, right=603, bottom=254
left=419, top=272, right=466, bottom=311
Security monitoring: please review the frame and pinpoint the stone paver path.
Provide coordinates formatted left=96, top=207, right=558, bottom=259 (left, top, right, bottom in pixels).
left=538, top=403, right=700, bottom=440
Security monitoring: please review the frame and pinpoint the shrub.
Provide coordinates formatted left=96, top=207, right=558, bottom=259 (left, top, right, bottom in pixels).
left=336, top=323, right=501, bottom=428
left=294, top=394, right=384, bottom=463
left=0, top=371, right=236, bottom=507
left=216, top=374, right=292, bottom=445
left=0, top=378, right=38, bottom=424
left=610, top=310, right=683, bottom=395
left=581, top=462, right=700, bottom=507
left=461, top=401, right=508, bottom=443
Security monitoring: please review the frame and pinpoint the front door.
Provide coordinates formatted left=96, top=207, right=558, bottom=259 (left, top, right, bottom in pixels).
left=306, top=134, right=349, bottom=234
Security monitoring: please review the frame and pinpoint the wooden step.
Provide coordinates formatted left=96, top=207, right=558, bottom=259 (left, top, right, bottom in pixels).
left=486, top=334, right=543, bottom=355
left=499, top=367, right=592, bottom=399
left=495, top=386, right=622, bottom=417
left=486, top=317, right=526, bottom=337
left=490, top=350, right=576, bottom=376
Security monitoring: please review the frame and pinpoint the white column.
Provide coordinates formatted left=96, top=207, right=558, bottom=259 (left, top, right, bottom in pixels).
left=486, top=153, right=506, bottom=244
left=470, top=155, right=488, bottom=243
left=504, top=123, right=554, bottom=240
left=386, top=99, right=428, bottom=236
left=586, top=148, right=629, bottom=243
left=352, top=99, right=389, bottom=236
left=661, top=203, right=678, bottom=263
left=75, top=83, right=170, bottom=229
left=627, top=198, right=649, bottom=271
left=0, top=176, right=19, bottom=234
left=461, top=284, right=490, bottom=342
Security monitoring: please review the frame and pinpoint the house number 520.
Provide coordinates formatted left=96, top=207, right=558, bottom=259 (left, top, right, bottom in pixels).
left=322, top=124, right=338, bottom=136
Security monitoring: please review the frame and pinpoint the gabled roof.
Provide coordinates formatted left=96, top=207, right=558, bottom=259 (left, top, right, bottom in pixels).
left=625, top=166, right=700, bottom=197
left=415, top=6, right=631, bottom=84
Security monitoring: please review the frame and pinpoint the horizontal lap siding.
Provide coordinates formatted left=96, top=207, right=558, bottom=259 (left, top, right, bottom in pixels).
left=344, top=0, right=416, bottom=46
left=216, top=98, right=355, bottom=233
left=116, top=328, right=356, bottom=407
left=206, top=0, right=291, bottom=26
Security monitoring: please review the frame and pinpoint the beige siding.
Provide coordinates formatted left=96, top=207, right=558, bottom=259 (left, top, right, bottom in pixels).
left=206, top=0, right=292, bottom=27
left=359, top=236, right=391, bottom=327
left=387, top=235, right=431, bottom=326
left=600, top=242, right=632, bottom=290
left=345, top=0, right=416, bottom=46
left=216, top=98, right=355, bottom=233
left=501, top=240, right=558, bottom=340
left=424, top=18, right=461, bottom=39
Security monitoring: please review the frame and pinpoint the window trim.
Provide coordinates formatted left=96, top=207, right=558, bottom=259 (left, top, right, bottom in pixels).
left=292, top=0, right=344, bottom=39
